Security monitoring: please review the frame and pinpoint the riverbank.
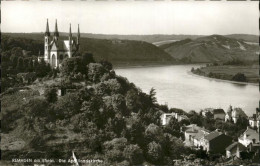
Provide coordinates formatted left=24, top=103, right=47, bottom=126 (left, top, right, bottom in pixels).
left=189, top=71, right=259, bottom=86
left=113, top=61, right=207, bottom=69
left=191, top=65, right=259, bottom=85
left=113, top=61, right=176, bottom=69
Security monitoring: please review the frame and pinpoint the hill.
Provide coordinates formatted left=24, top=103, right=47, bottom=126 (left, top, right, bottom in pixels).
left=4, top=33, right=258, bottom=44
left=2, top=33, right=175, bottom=65
left=225, top=34, right=259, bottom=43
left=159, top=35, right=260, bottom=63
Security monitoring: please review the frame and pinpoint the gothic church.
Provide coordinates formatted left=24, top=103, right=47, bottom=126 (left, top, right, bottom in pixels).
left=43, top=19, right=80, bottom=68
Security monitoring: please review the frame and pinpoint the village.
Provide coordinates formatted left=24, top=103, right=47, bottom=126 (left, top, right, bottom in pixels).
left=161, top=106, right=260, bottom=164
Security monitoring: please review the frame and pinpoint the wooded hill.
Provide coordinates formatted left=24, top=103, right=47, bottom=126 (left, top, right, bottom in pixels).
left=159, top=35, right=260, bottom=63
left=2, top=33, right=176, bottom=65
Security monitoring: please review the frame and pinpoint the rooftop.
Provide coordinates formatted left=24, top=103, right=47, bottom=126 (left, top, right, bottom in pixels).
left=213, top=109, right=225, bottom=114
left=184, top=124, right=210, bottom=134
left=226, top=142, right=246, bottom=151
left=204, top=131, right=222, bottom=141
left=240, top=128, right=259, bottom=142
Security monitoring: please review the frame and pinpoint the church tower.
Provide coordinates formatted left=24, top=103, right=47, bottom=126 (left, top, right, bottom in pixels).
left=44, top=19, right=50, bottom=62
left=77, top=24, right=80, bottom=50
left=53, top=19, right=59, bottom=41
left=68, top=23, right=73, bottom=58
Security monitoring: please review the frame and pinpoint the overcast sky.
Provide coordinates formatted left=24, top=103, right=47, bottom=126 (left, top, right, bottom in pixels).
left=2, top=1, right=259, bottom=35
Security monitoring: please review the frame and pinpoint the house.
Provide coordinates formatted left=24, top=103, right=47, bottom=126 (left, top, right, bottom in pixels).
left=238, top=127, right=259, bottom=147
left=231, top=108, right=247, bottom=123
left=249, top=108, right=260, bottom=129
left=201, top=108, right=214, bottom=117
left=225, top=105, right=233, bottom=122
left=177, top=114, right=189, bottom=122
left=182, top=124, right=210, bottom=147
left=160, top=112, right=176, bottom=125
left=225, top=142, right=246, bottom=158
left=225, top=106, right=247, bottom=123
left=202, top=108, right=225, bottom=120
left=247, top=142, right=260, bottom=162
left=212, top=109, right=225, bottom=120
left=200, top=130, right=232, bottom=154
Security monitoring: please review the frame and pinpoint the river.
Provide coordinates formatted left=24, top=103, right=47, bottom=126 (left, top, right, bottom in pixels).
left=115, top=65, right=259, bottom=116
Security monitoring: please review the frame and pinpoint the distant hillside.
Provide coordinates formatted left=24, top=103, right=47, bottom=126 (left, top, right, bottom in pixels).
left=225, top=34, right=259, bottom=43
left=2, top=33, right=202, bottom=43
left=79, top=38, right=174, bottom=64
left=4, top=32, right=258, bottom=43
left=2, top=33, right=175, bottom=65
left=159, top=35, right=260, bottom=63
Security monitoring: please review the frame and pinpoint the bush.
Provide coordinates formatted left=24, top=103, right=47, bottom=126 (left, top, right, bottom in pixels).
left=232, top=73, right=247, bottom=82
left=44, top=87, right=57, bottom=103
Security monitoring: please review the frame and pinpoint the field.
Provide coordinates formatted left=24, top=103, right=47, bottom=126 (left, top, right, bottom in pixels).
left=198, top=65, right=259, bottom=83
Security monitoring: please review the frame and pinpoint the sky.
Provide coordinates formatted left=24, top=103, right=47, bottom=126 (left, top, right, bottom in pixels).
left=1, top=0, right=259, bottom=35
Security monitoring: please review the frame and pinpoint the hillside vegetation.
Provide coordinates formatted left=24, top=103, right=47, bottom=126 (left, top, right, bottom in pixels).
left=5, top=33, right=258, bottom=43
left=2, top=34, right=175, bottom=65
left=160, top=35, right=260, bottom=63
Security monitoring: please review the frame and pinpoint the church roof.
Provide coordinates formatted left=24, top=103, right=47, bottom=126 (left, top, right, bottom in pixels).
left=50, top=40, right=67, bottom=51
left=50, top=39, right=77, bottom=52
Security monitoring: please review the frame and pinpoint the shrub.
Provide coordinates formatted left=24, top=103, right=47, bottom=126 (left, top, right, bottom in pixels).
left=44, top=87, right=57, bottom=103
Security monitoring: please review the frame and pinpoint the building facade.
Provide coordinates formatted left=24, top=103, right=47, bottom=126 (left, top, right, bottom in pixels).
left=43, top=19, right=80, bottom=68
left=238, top=127, right=259, bottom=147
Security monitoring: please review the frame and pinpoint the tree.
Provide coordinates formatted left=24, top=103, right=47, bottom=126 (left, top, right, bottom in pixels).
left=16, top=57, right=24, bottom=71
left=232, top=73, right=247, bottom=82
left=123, top=144, right=144, bottom=165
left=52, top=93, right=81, bottom=119
left=125, top=89, right=141, bottom=112
left=149, top=87, right=157, bottom=105
left=44, top=87, right=58, bottom=103
left=103, top=138, right=128, bottom=162
left=125, top=116, right=145, bottom=148
left=145, top=123, right=164, bottom=145
left=100, top=60, right=113, bottom=71
left=82, top=52, right=95, bottom=65
left=60, top=57, right=86, bottom=76
left=147, top=141, right=163, bottom=164
left=87, top=63, right=106, bottom=83
left=23, top=98, right=49, bottom=118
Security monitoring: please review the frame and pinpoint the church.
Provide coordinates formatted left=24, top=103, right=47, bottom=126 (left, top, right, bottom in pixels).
left=40, top=19, right=80, bottom=68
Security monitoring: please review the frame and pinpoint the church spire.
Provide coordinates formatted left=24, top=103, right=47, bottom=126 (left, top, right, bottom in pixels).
left=45, top=19, right=50, bottom=36
left=54, top=19, right=59, bottom=37
left=77, top=24, right=80, bottom=46
left=69, top=23, right=72, bottom=38
left=77, top=24, right=80, bottom=38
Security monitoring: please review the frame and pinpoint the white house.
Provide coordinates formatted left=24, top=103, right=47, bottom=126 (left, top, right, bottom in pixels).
left=161, top=112, right=176, bottom=125
left=238, top=127, right=259, bottom=147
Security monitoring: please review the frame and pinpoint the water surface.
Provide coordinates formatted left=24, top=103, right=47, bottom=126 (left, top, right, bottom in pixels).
left=115, top=65, right=259, bottom=116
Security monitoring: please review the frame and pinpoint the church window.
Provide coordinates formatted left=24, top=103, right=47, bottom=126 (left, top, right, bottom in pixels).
left=52, top=54, right=56, bottom=67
